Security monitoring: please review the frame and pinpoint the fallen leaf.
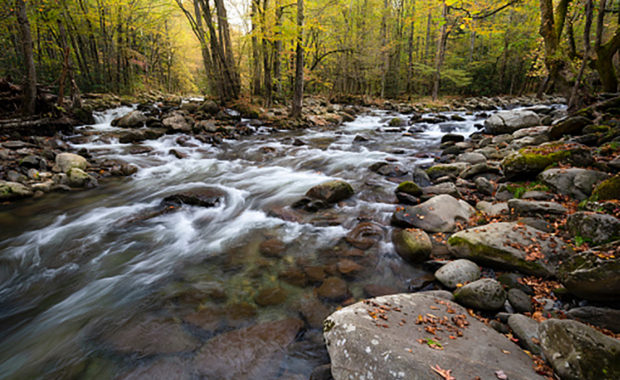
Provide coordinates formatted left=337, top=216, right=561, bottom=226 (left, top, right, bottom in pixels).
left=495, top=369, right=508, bottom=379
left=430, top=364, right=456, bottom=380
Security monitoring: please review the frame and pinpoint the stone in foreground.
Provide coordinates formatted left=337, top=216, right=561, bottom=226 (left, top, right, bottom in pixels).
left=324, top=293, right=543, bottom=380
left=453, top=278, right=506, bottom=310
left=434, top=259, right=481, bottom=289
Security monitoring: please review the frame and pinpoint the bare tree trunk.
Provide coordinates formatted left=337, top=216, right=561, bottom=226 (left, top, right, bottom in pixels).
left=568, top=0, right=593, bottom=109
left=424, top=9, right=432, bottom=62
left=251, top=0, right=262, bottom=96
left=273, top=3, right=284, bottom=98
left=15, top=0, right=37, bottom=115
left=594, top=0, right=620, bottom=92
left=432, top=1, right=447, bottom=100
left=261, top=0, right=273, bottom=106
left=290, top=0, right=304, bottom=118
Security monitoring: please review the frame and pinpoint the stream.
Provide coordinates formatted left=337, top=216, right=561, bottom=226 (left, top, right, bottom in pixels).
left=0, top=105, right=486, bottom=379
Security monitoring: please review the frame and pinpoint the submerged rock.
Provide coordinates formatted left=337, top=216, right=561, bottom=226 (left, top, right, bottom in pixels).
left=317, top=277, right=350, bottom=302
left=324, top=293, right=543, bottom=380
left=305, top=180, right=354, bottom=203
left=161, top=187, right=226, bottom=208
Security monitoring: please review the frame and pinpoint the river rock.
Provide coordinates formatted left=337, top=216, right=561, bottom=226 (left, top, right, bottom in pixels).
left=434, top=259, right=480, bottom=289
left=508, top=199, right=567, bottom=216
left=259, top=239, right=286, bottom=258
left=161, top=187, right=226, bottom=208
left=323, top=293, right=543, bottom=380
left=538, top=168, right=608, bottom=200
left=425, top=162, right=470, bottom=180
left=500, top=142, right=593, bottom=180
left=507, top=288, right=532, bottom=313
left=448, top=222, right=573, bottom=276
left=513, top=126, right=550, bottom=138
left=66, top=168, right=97, bottom=188
left=391, top=228, right=432, bottom=263
left=396, top=181, right=422, bottom=196
left=369, top=162, right=409, bottom=177
left=538, top=319, right=620, bottom=380
left=457, top=152, right=486, bottom=165
left=454, top=278, right=506, bottom=310
left=306, top=180, right=354, bottom=203
left=55, top=152, right=88, bottom=173
left=507, top=314, right=540, bottom=354
left=476, top=201, right=508, bottom=216
left=254, top=287, right=287, bottom=306
left=558, top=246, right=620, bottom=301
left=162, top=113, right=192, bottom=133
left=391, top=194, right=475, bottom=233
left=121, top=357, right=190, bottom=380
left=412, top=167, right=432, bottom=187
left=441, top=133, right=464, bottom=143
left=421, top=182, right=460, bottom=198
left=0, top=181, right=33, bottom=200
left=317, top=277, right=350, bottom=302
left=344, top=222, right=384, bottom=249
left=567, top=211, right=620, bottom=245
left=475, top=177, right=495, bottom=195
left=296, top=293, right=331, bottom=329
left=591, top=174, right=620, bottom=200
left=114, top=110, right=147, bottom=128
left=192, top=318, right=303, bottom=379
left=484, top=110, right=540, bottom=134
left=567, top=306, right=620, bottom=333
left=548, top=115, right=591, bottom=139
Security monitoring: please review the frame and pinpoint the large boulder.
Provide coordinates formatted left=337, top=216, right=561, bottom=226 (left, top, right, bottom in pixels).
left=567, top=306, right=620, bottom=333
left=425, top=162, right=470, bottom=180
left=538, top=319, right=620, bottom=380
left=306, top=180, right=354, bottom=203
left=591, top=174, right=620, bottom=200
left=162, top=113, right=192, bottom=133
left=538, top=168, right=609, bottom=200
left=0, top=180, right=33, bottom=200
left=507, top=314, right=541, bottom=354
left=448, top=222, right=573, bottom=276
left=114, top=110, right=147, bottom=128
left=55, top=152, right=88, bottom=173
left=566, top=211, right=620, bottom=245
left=548, top=116, right=591, bottom=139
left=324, top=293, right=543, bottom=380
left=391, top=194, right=475, bottom=233
left=507, top=199, right=567, bottom=216
left=192, top=318, right=303, bottom=379
left=558, top=244, right=620, bottom=302
left=453, top=278, right=506, bottom=311
left=434, top=259, right=481, bottom=289
left=392, top=228, right=432, bottom=263
left=500, top=142, right=593, bottom=180
left=484, top=110, right=541, bottom=134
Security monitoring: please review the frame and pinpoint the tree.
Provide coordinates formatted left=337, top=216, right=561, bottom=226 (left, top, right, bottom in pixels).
left=290, top=0, right=304, bottom=118
left=537, top=0, right=571, bottom=96
left=594, top=0, right=620, bottom=92
left=15, top=0, right=37, bottom=115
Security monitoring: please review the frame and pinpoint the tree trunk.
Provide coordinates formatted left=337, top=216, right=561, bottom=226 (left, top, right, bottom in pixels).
left=290, top=0, right=304, bottom=118
left=261, top=0, right=273, bottom=106
left=15, top=0, right=37, bottom=115
left=568, top=0, right=593, bottom=109
left=273, top=4, right=284, bottom=98
left=432, top=1, right=447, bottom=100
left=537, top=0, right=571, bottom=96
left=251, top=0, right=262, bottom=96
left=594, top=0, right=620, bottom=92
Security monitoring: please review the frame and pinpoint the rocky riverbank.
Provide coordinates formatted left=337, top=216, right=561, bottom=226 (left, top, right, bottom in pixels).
left=320, top=94, right=620, bottom=380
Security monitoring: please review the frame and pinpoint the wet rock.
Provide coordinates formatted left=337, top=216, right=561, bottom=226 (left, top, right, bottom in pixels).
left=337, top=259, right=363, bottom=276
left=0, top=180, right=33, bottom=200
left=391, top=194, right=476, bottom=233
left=421, top=182, right=461, bottom=198
left=344, top=222, right=384, bottom=250
left=66, top=168, right=97, bottom=188
left=309, top=364, right=333, bottom=380
left=119, top=130, right=146, bottom=143
left=306, top=180, right=354, bottom=203
left=161, top=187, right=226, bottom=208
left=200, top=99, right=220, bottom=115
left=254, top=287, right=287, bottom=306
left=396, top=181, right=422, bottom=196
left=457, top=152, right=486, bottom=165
left=297, top=293, right=331, bottom=329
left=392, top=228, right=432, bottom=263
left=412, top=167, right=432, bottom=187
left=395, top=191, right=419, bottom=205
left=369, top=162, right=409, bottom=177
left=538, top=319, right=620, bottom=380
left=352, top=135, right=369, bottom=143
left=591, top=174, right=620, bottom=200
left=114, top=110, right=147, bottom=128
left=548, top=116, right=591, bottom=139
left=278, top=268, right=308, bottom=287
left=55, top=152, right=88, bottom=173
left=474, top=177, right=495, bottom=196
left=304, top=266, right=327, bottom=283
left=512, top=126, right=550, bottom=138
left=163, top=113, right=192, bottom=133
left=388, top=117, right=406, bottom=127
left=192, top=318, right=304, bottom=379
left=363, top=284, right=399, bottom=298
left=317, top=277, right=350, bottom=302
left=567, top=306, right=620, bottom=333
left=459, top=163, right=501, bottom=179
left=484, top=110, right=541, bottom=134
left=558, top=245, right=620, bottom=301
left=425, top=162, right=470, bottom=180
left=538, top=168, right=608, bottom=200
left=501, top=142, right=593, bottom=180
left=508, top=199, right=567, bottom=216
left=441, top=133, right=464, bottom=143
left=454, top=278, right=506, bottom=311
left=448, top=222, right=573, bottom=276
left=324, top=293, right=543, bottom=380
left=169, top=149, right=187, bottom=159
left=259, top=239, right=286, bottom=258
left=566, top=211, right=620, bottom=245
left=121, top=357, right=190, bottom=380
left=476, top=201, right=508, bottom=216
left=434, top=259, right=480, bottom=289
left=103, top=315, right=200, bottom=356
left=507, top=288, right=532, bottom=313
left=507, top=314, right=540, bottom=354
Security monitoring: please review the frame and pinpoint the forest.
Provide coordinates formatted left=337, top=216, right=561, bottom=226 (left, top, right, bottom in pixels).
left=0, top=1, right=620, bottom=380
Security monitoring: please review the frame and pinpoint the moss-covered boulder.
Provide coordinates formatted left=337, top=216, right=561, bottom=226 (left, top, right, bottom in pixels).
left=454, top=279, right=506, bottom=311
left=425, top=162, right=470, bottom=180
left=396, top=181, right=422, bottom=197
left=392, top=228, right=432, bottom=263
left=0, top=180, right=33, bottom=200
left=591, top=174, right=620, bottom=200
left=548, top=116, right=591, bottom=139
left=448, top=222, right=573, bottom=276
left=539, top=319, right=620, bottom=380
left=500, top=142, right=593, bottom=180
left=55, top=152, right=89, bottom=173
left=306, top=180, right=354, bottom=203
left=558, top=243, right=620, bottom=302
left=388, top=117, right=405, bottom=127
left=66, top=168, right=97, bottom=188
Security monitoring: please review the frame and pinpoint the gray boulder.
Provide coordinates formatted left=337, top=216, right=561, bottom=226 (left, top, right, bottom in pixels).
left=306, top=180, right=354, bottom=203
left=454, top=278, right=506, bottom=310
left=66, top=168, right=97, bottom=188
left=476, top=201, right=508, bottom=216
left=324, top=293, right=543, bottom=380
left=55, top=152, right=88, bottom=173
left=566, top=211, right=620, bottom=245
left=548, top=116, right=591, bottom=139
left=0, top=180, right=33, bottom=200
left=539, top=168, right=608, bottom=200
left=507, top=288, right=532, bottom=313
left=567, top=306, right=620, bottom=333
left=434, top=259, right=481, bottom=289
left=114, top=110, right=146, bottom=128
left=508, top=199, right=567, bottom=216
left=391, top=194, right=475, bottom=233
left=558, top=245, right=620, bottom=302
left=457, top=152, right=486, bottom=165
left=421, top=182, right=461, bottom=198
left=426, top=162, right=470, bottom=180
left=162, top=113, right=192, bottom=133
left=538, top=319, right=620, bottom=380
left=484, top=110, right=541, bottom=134
left=507, top=314, right=541, bottom=354
left=448, top=222, right=573, bottom=276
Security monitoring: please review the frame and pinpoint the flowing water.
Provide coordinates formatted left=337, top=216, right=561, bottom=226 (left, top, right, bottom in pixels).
left=0, top=105, right=485, bottom=379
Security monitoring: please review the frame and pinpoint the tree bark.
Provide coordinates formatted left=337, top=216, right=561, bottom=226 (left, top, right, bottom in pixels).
left=15, top=0, right=37, bottom=115
left=290, top=0, right=304, bottom=118
left=568, top=0, right=593, bottom=109
left=432, top=1, right=447, bottom=100
left=251, top=0, right=262, bottom=96
left=594, top=0, right=620, bottom=92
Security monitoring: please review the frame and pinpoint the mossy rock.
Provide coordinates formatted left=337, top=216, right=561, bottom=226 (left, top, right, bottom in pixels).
left=396, top=181, right=422, bottom=196
left=591, top=174, right=620, bottom=200
left=425, top=162, right=470, bottom=180
left=389, top=117, right=405, bottom=127
left=500, top=142, right=592, bottom=180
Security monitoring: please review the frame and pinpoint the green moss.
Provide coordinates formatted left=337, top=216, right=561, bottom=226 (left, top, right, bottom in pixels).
left=583, top=125, right=611, bottom=134
left=448, top=235, right=549, bottom=276
left=389, top=117, right=404, bottom=127
left=396, top=181, right=422, bottom=196
left=501, top=143, right=590, bottom=179
left=591, top=174, right=620, bottom=201
left=504, top=181, right=550, bottom=198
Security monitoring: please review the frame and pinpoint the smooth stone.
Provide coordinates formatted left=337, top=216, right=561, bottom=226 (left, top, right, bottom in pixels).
left=476, top=201, right=508, bottom=216
left=454, top=278, right=506, bottom=311
left=566, top=211, right=620, bottom=245
left=434, top=259, right=481, bottom=289
left=507, top=199, right=567, bottom=216
left=161, top=187, right=226, bottom=208
left=259, top=239, right=286, bottom=258
left=66, top=168, right=97, bottom=188
left=391, top=194, right=476, bottom=233
left=254, top=287, right=287, bottom=306
left=425, top=162, right=470, bottom=180
left=421, top=182, right=461, bottom=198
left=317, top=277, right=350, bottom=302
left=306, top=180, right=354, bottom=203
left=55, top=152, right=88, bottom=172
left=344, top=222, right=384, bottom=250
left=558, top=245, right=620, bottom=302
left=391, top=228, right=432, bottom=263
left=457, top=152, right=487, bottom=165
left=507, top=314, right=541, bottom=354
left=507, top=288, right=532, bottom=313
left=114, top=110, right=147, bottom=128
left=0, top=180, right=33, bottom=200
left=484, top=109, right=540, bottom=134
left=538, top=168, right=609, bottom=200
left=567, top=306, right=620, bottom=333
